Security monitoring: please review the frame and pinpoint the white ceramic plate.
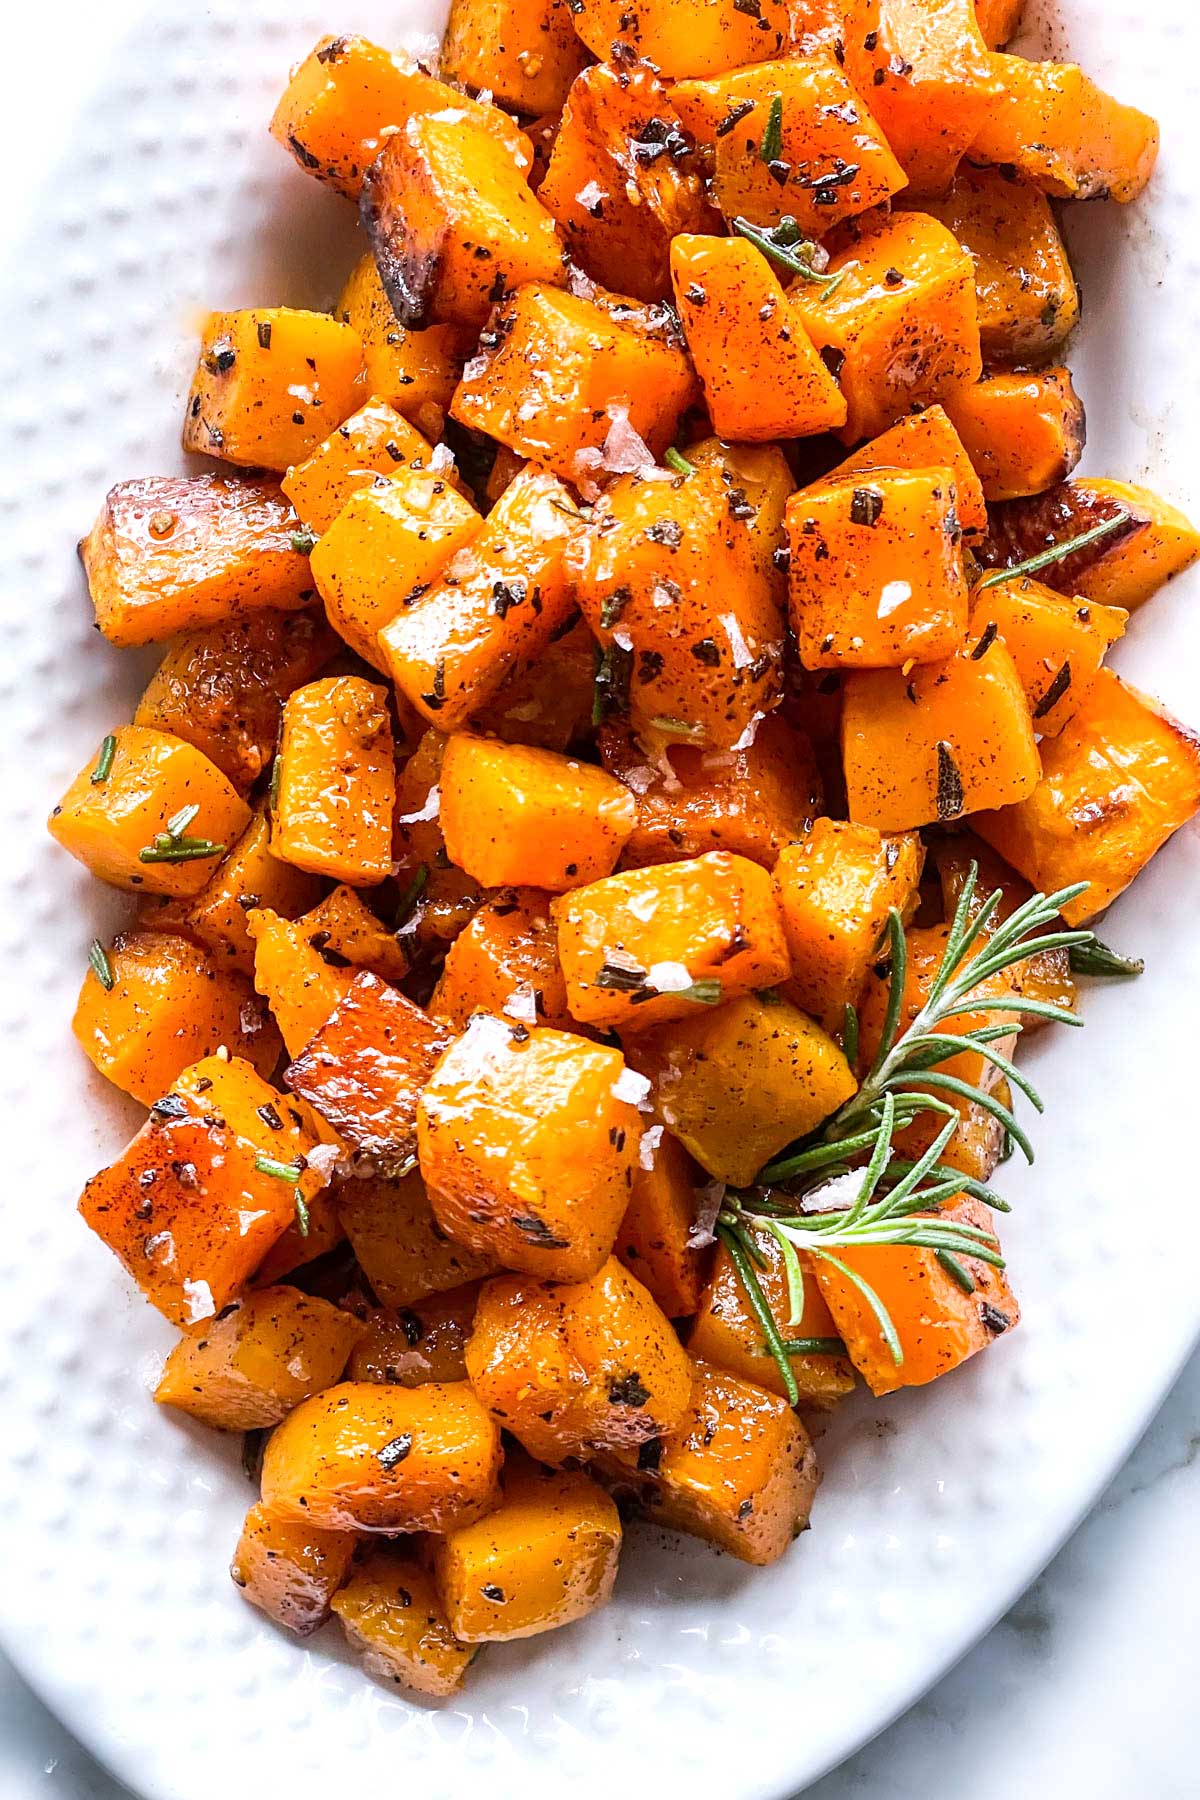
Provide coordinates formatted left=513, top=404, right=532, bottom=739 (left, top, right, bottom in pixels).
left=1, top=2, right=1198, bottom=1796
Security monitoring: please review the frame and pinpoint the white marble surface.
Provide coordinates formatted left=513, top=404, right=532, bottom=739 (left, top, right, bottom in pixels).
left=3, top=1342, right=1197, bottom=1800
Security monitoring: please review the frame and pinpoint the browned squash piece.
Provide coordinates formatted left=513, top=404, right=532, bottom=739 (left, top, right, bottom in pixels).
left=80, top=476, right=315, bottom=648
left=336, top=253, right=475, bottom=440
left=285, top=971, right=453, bottom=1173
left=230, top=1503, right=357, bottom=1637
left=471, top=616, right=597, bottom=754
left=336, top=1168, right=498, bottom=1309
left=247, top=906, right=357, bottom=1059
left=134, top=610, right=337, bottom=792
left=614, top=1129, right=709, bottom=1320
left=295, top=886, right=410, bottom=986
left=828, top=406, right=987, bottom=537
left=465, top=1258, right=692, bottom=1463
left=569, top=0, right=791, bottom=80
left=540, top=62, right=718, bottom=304
left=282, top=397, right=452, bottom=534
left=969, top=53, right=1159, bottom=201
left=968, top=574, right=1126, bottom=736
left=331, top=1552, right=475, bottom=1694
left=155, top=1286, right=362, bottom=1429
left=348, top=1283, right=481, bottom=1386
left=441, top=0, right=587, bottom=114
left=945, top=370, right=1085, bottom=503
left=430, top=887, right=573, bottom=1032
left=273, top=676, right=395, bottom=885
left=183, top=309, right=364, bottom=472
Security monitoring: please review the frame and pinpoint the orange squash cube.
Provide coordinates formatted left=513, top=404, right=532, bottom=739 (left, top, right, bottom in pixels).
left=282, top=397, right=449, bottom=534
left=73, top=930, right=280, bottom=1103
left=465, top=1258, right=692, bottom=1462
left=828, top=406, right=987, bottom=536
left=596, top=1358, right=818, bottom=1565
left=671, top=235, right=847, bottom=440
left=774, top=820, right=924, bottom=1033
left=294, top=885, right=410, bottom=986
left=378, top=467, right=581, bottom=730
left=790, top=211, right=982, bottom=444
left=431, top=887, right=573, bottom=1032
left=552, top=852, right=791, bottom=1032
left=286, top=972, right=453, bottom=1172
left=569, top=0, right=790, bottom=79
left=975, top=670, right=1200, bottom=925
left=540, top=62, right=717, bottom=304
left=273, top=676, right=395, bottom=884
left=247, top=907, right=356, bottom=1058
left=183, top=309, right=364, bottom=472
left=80, top=475, right=316, bottom=648
left=134, top=609, right=337, bottom=793
left=439, top=735, right=637, bottom=893
left=348, top=1284, right=481, bottom=1386
left=945, top=369, right=1085, bottom=503
left=435, top=1458, right=621, bottom=1642
left=361, top=110, right=564, bottom=331
left=337, top=1169, right=498, bottom=1309
left=336, top=254, right=474, bottom=439
left=974, top=0, right=1022, bottom=46
left=441, top=0, right=587, bottom=114
left=230, top=1503, right=357, bottom=1637
left=814, top=1196, right=1020, bottom=1395
left=624, top=993, right=857, bottom=1186
left=154, top=1286, right=362, bottom=1429
left=78, top=1056, right=316, bottom=1327
left=261, top=1379, right=502, bottom=1532
left=689, top=1223, right=856, bottom=1408
left=331, top=1552, right=475, bottom=1695
left=418, top=1016, right=643, bottom=1280
left=969, top=575, right=1126, bottom=736
left=49, top=725, right=251, bottom=899
left=450, top=282, right=695, bottom=486
left=685, top=436, right=795, bottom=590
left=392, top=730, right=486, bottom=949
left=614, top=1129, right=709, bottom=1320
left=969, top=53, right=1159, bottom=202
left=841, top=639, right=1040, bottom=831
left=787, top=465, right=969, bottom=668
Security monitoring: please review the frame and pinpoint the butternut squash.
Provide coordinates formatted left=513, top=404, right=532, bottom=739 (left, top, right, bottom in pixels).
left=294, top=885, right=411, bottom=987
left=430, top=887, right=573, bottom=1032
left=282, top=396, right=451, bottom=534
left=470, top=616, right=597, bottom=755
left=231, top=1503, right=356, bottom=1637
left=272, top=676, right=395, bottom=885
left=348, top=1284, right=481, bottom=1386
left=155, top=1286, right=362, bottom=1429
left=945, top=369, right=1085, bottom=503
left=247, top=906, right=356, bottom=1058
left=183, top=309, right=364, bottom=472
left=569, top=0, right=791, bottom=80
left=336, top=1168, right=498, bottom=1309
left=441, top=0, right=587, bottom=115
left=336, top=253, right=474, bottom=440
left=331, top=1553, right=475, bottom=1695
left=615, top=1129, right=709, bottom=1320
left=969, top=574, right=1126, bottom=736
left=828, top=406, right=987, bottom=536
left=969, top=53, right=1159, bottom=201
left=392, top=729, right=486, bottom=948
left=976, top=478, right=1200, bottom=611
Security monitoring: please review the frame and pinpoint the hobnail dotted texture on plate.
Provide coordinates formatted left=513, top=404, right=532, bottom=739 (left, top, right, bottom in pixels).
left=0, top=2, right=1197, bottom=1798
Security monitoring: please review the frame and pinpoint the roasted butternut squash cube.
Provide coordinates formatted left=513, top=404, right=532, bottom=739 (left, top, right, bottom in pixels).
left=540, top=62, right=717, bottom=303
left=49, top=725, right=251, bottom=899
left=689, top=1223, right=856, bottom=1408
left=439, top=735, right=636, bottom=893
left=134, top=610, right=338, bottom=792
left=598, top=713, right=821, bottom=870
left=684, top=437, right=795, bottom=588
left=774, top=820, right=924, bottom=1033
left=435, top=1459, right=621, bottom=1642
left=80, top=475, right=315, bottom=648
left=418, top=1015, right=643, bottom=1280
left=331, top=1552, right=475, bottom=1695
left=392, top=730, right=486, bottom=948
left=286, top=971, right=453, bottom=1171
left=814, top=1195, right=1019, bottom=1395
left=552, top=852, right=791, bottom=1032
left=843, top=0, right=999, bottom=195
left=828, top=406, right=987, bottom=536
left=976, top=478, right=1200, bottom=612
left=671, top=235, right=847, bottom=440
left=336, top=253, right=474, bottom=439
left=841, top=640, right=1040, bottom=831
left=273, top=676, right=395, bottom=884
left=596, top=1358, right=818, bottom=1565
left=230, top=1503, right=357, bottom=1637
left=183, top=309, right=364, bottom=472
left=361, top=110, right=564, bottom=331
left=155, top=1286, right=362, bottom=1429
left=471, top=616, right=597, bottom=754
left=568, top=463, right=786, bottom=749
left=431, top=887, right=573, bottom=1032
left=974, top=670, right=1200, bottom=925
left=945, top=369, right=1085, bottom=504
left=969, top=575, right=1126, bottom=736
left=693, top=60, right=906, bottom=234
left=78, top=1056, right=316, bottom=1327
left=337, top=1169, right=498, bottom=1309
left=465, top=1259, right=692, bottom=1462
left=615, top=1129, right=708, bottom=1320
left=911, top=165, right=1079, bottom=360
left=442, top=0, right=587, bottom=114
left=378, top=467, right=581, bottom=730
left=282, top=397, right=450, bottom=534
left=790, top=211, right=982, bottom=444
left=247, top=907, right=356, bottom=1058
left=569, top=0, right=790, bottom=79
left=787, top=465, right=969, bottom=669
left=295, top=885, right=410, bottom=986
left=271, top=33, right=531, bottom=200
left=348, top=1284, right=481, bottom=1386
left=312, top=467, right=481, bottom=669
left=450, top=282, right=695, bottom=486
left=969, top=53, right=1159, bottom=202
left=624, top=993, right=857, bottom=1186
left=974, top=0, right=1022, bottom=46
left=260, top=1379, right=502, bottom=1532
left=73, top=930, right=280, bottom=1103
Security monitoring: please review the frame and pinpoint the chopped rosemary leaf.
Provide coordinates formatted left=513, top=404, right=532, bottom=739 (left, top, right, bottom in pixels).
left=935, top=1248, right=976, bottom=1294
left=254, top=1153, right=303, bottom=1184
left=976, top=513, right=1128, bottom=590
left=268, top=756, right=281, bottom=812
left=732, top=215, right=842, bottom=287
left=138, top=837, right=225, bottom=864
left=680, top=978, right=723, bottom=1005
left=649, top=715, right=704, bottom=739
left=165, top=803, right=200, bottom=839
left=592, top=641, right=633, bottom=726
left=394, top=863, right=429, bottom=927
left=759, top=93, right=784, bottom=164
left=842, top=1001, right=859, bottom=1068
left=1069, top=936, right=1145, bottom=978
left=290, top=529, right=317, bottom=554
left=90, top=734, right=116, bottom=785
left=294, top=1191, right=311, bottom=1236
left=779, top=1336, right=847, bottom=1357
left=88, top=939, right=114, bottom=991
left=664, top=446, right=695, bottom=477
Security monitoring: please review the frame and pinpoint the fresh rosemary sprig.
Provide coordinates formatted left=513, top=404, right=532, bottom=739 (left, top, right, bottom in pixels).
left=719, top=867, right=1097, bottom=1391
left=138, top=802, right=226, bottom=866
left=975, top=514, right=1127, bottom=590
left=1069, top=935, right=1144, bottom=978
left=732, top=215, right=843, bottom=289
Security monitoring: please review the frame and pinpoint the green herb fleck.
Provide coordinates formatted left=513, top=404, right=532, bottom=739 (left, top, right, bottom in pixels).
left=88, top=939, right=114, bottom=991
left=254, top=1154, right=303, bottom=1184
left=760, top=93, right=784, bottom=164
left=90, top=734, right=116, bottom=786
left=664, top=447, right=695, bottom=477
left=1069, top=936, right=1144, bottom=978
